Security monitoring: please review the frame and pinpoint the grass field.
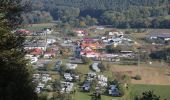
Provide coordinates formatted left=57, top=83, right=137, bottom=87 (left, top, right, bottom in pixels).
left=24, top=23, right=55, bottom=31
left=130, top=84, right=170, bottom=100
left=73, top=91, right=120, bottom=100
left=72, top=84, right=170, bottom=100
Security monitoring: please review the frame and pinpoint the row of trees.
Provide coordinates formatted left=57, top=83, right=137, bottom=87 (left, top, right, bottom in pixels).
left=22, top=11, right=53, bottom=24
left=150, top=47, right=170, bottom=63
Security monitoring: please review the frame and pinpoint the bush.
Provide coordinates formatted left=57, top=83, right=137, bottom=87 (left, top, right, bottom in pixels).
left=134, top=75, right=142, bottom=80
left=117, top=83, right=125, bottom=97
left=98, top=62, right=106, bottom=72
left=82, top=56, right=92, bottom=64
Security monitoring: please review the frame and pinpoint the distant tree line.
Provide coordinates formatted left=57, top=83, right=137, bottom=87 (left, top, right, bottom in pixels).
left=22, top=11, right=53, bottom=24
left=24, top=0, right=170, bottom=28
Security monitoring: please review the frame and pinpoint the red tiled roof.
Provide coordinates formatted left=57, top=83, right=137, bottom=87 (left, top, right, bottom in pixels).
left=30, top=48, right=43, bottom=55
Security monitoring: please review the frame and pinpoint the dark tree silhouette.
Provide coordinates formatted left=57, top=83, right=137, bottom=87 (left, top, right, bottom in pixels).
left=0, top=0, right=37, bottom=100
left=136, top=91, right=160, bottom=100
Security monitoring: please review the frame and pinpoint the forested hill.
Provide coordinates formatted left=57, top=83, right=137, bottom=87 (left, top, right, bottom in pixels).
left=32, top=0, right=169, bottom=10
left=23, top=0, right=170, bottom=28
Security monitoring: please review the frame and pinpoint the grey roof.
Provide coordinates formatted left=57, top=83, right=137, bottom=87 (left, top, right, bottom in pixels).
left=149, top=30, right=170, bottom=38
left=24, top=41, right=46, bottom=47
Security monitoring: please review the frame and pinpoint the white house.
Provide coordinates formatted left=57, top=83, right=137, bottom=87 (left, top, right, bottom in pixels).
left=47, top=38, right=56, bottom=44
left=43, top=28, right=53, bottom=34
left=98, top=75, right=108, bottom=87
left=92, top=63, right=100, bottom=72
left=66, top=63, right=78, bottom=69
left=64, top=73, right=73, bottom=81
left=60, top=82, right=74, bottom=93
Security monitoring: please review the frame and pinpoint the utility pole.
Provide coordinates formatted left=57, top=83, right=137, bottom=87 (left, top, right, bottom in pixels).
left=137, top=49, right=140, bottom=75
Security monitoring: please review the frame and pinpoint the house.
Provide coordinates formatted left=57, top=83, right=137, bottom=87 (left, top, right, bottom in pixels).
left=96, top=26, right=104, bottom=30
left=56, top=60, right=62, bottom=65
left=82, top=82, right=90, bottom=91
left=66, top=63, right=78, bottom=69
left=32, top=31, right=45, bottom=36
left=108, top=85, right=120, bottom=96
left=81, top=51, right=100, bottom=58
left=44, top=51, right=56, bottom=58
left=29, top=48, right=43, bottom=56
left=24, top=40, right=47, bottom=51
left=91, top=63, right=100, bottom=72
left=36, top=83, right=45, bottom=93
left=60, top=82, right=74, bottom=93
left=15, top=29, right=32, bottom=36
left=108, top=38, right=122, bottom=45
left=41, top=74, right=52, bottom=83
left=95, top=53, right=120, bottom=62
left=25, top=55, right=38, bottom=64
left=47, top=38, right=56, bottom=45
left=43, top=28, right=53, bottom=34
left=97, top=75, right=107, bottom=87
left=69, top=57, right=83, bottom=64
left=83, top=38, right=95, bottom=43
left=87, top=72, right=96, bottom=81
left=148, top=30, right=170, bottom=41
left=73, top=29, right=87, bottom=37
left=64, top=73, right=73, bottom=81
left=108, top=30, right=124, bottom=38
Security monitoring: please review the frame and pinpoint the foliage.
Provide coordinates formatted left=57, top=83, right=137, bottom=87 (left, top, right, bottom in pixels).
left=82, top=56, right=92, bottom=65
left=106, top=45, right=121, bottom=53
left=22, top=11, right=53, bottom=24
left=91, top=92, right=101, bottom=100
left=135, top=91, right=160, bottom=100
left=106, top=63, right=111, bottom=71
left=52, top=79, right=61, bottom=92
left=90, top=79, right=98, bottom=93
left=29, top=0, right=170, bottom=28
left=59, top=64, right=67, bottom=75
left=150, top=47, right=170, bottom=63
left=0, top=0, right=37, bottom=100
left=134, top=75, right=142, bottom=80
left=38, top=92, right=48, bottom=100
left=51, top=92, right=74, bottom=100
left=98, top=62, right=106, bottom=72
left=117, top=83, right=126, bottom=97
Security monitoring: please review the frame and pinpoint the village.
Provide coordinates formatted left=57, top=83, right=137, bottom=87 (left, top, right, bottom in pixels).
left=14, top=24, right=170, bottom=100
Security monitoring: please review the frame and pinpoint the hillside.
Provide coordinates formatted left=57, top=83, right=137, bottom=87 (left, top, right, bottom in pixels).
left=24, top=0, right=170, bottom=28
left=32, top=0, right=169, bottom=10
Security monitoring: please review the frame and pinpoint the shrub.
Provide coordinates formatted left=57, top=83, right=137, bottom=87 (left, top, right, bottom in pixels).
left=134, top=75, right=142, bottom=80
left=82, top=56, right=92, bottom=64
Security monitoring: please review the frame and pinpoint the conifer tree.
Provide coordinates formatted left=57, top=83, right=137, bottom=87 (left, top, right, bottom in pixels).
left=0, top=0, right=37, bottom=100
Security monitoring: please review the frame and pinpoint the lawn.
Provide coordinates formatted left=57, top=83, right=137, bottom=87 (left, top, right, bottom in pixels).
left=73, top=91, right=120, bottom=100
left=24, top=23, right=55, bottom=31
left=130, top=84, right=170, bottom=100
left=77, top=64, right=90, bottom=74
left=72, top=84, right=170, bottom=100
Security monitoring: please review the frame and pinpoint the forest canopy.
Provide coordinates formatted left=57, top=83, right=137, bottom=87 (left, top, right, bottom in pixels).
left=24, top=0, right=170, bottom=28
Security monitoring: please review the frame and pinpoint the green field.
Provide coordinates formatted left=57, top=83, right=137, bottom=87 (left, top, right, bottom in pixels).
left=71, top=84, right=170, bottom=100
left=73, top=91, right=120, bottom=100
left=24, top=23, right=55, bottom=31
left=130, top=84, right=170, bottom=100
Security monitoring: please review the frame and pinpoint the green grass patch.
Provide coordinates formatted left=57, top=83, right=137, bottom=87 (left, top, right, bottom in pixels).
left=73, top=92, right=91, bottom=100
left=73, top=91, right=120, bottom=100
left=24, top=23, right=54, bottom=31
left=77, top=64, right=90, bottom=75
left=130, top=84, right=170, bottom=100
